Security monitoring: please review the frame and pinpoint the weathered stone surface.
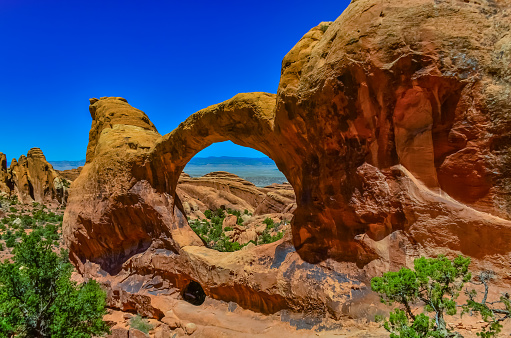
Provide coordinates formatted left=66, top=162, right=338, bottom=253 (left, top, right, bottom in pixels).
left=107, top=328, right=129, bottom=338
left=0, top=153, right=11, bottom=196
left=154, top=324, right=172, bottom=338
left=128, top=328, right=149, bottom=338
left=183, top=322, right=197, bottom=335
left=107, top=286, right=164, bottom=320
left=64, top=0, right=511, bottom=320
left=57, top=166, right=83, bottom=181
left=0, top=148, right=68, bottom=206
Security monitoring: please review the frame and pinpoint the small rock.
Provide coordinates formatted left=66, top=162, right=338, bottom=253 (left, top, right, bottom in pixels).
left=108, top=327, right=129, bottom=338
left=161, top=315, right=180, bottom=329
left=129, top=328, right=150, bottom=338
left=154, top=324, right=172, bottom=338
left=184, top=322, right=197, bottom=335
left=123, top=313, right=133, bottom=321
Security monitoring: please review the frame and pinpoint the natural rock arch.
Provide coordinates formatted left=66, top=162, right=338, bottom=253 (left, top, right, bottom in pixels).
left=65, top=0, right=511, bottom=295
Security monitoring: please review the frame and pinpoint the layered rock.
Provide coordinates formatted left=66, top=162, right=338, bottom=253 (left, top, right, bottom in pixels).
left=0, top=148, right=68, bottom=206
left=64, top=0, right=511, bottom=318
left=57, top=166, right=83, bottom=182
left=177, top=171, right=295, bottom=219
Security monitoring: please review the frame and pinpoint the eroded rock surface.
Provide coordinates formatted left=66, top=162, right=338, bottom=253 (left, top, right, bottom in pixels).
left=177, top=171, right=295, bottom=219
left=0, top=148, right=68, bottom=206
left=64, top=0, right=511, bottom=320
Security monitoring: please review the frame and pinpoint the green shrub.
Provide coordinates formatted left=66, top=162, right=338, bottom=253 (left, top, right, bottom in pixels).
left=224, top=227, right=233, bottom=232
left=371, top=256, right=511, bottom=338
left=129, top=315, right=153, bottom=334
left=5, top=230, right=16, bottom=248
left=204, top=209, right=212, bottom=219
left=263, top=218, right=275, bottom=229
left=9, top=207, right=16, bottom=213
left=14, top=229, right=24, bottom=238
left=0, top=230, right=109, bottom=337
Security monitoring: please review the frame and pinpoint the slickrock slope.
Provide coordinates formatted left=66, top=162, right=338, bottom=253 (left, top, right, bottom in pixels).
left=64, top=0, right=511, bottom=321
left=0, top=148, right=68, bottom=206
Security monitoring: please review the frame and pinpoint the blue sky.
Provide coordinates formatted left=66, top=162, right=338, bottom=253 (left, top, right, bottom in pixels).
left=0, top=0, right=350, bottom=161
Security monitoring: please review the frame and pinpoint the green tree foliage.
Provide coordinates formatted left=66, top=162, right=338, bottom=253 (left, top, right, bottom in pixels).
left=462, top=271, right=511, bottom=337
left=371, top=255, right=471, bottom=337
left=189, top=209, right=285, bottom=252
left=0, top=230, right=110, bottom=337
left=263, top=217, right=274, bottom=229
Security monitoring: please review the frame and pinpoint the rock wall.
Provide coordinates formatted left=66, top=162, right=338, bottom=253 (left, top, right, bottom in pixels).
left=0, top=148, right=68, bottom=206
left=64, top=0, right=511, bottom=317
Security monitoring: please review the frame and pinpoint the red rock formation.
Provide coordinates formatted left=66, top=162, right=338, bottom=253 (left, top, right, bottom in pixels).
left=0, top=153, right=12, bottom=197
left=177, top=171, right=295, bottom=218
left=0, top=148, right=68, bottom=206
left=64, top=0, right=511, bottom=318
left=57, top=166, right=83, bottom=182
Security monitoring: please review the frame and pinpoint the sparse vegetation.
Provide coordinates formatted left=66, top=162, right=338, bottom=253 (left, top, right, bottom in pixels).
left=320, top=23, right=330, bottom=33
left=129, top=315, right=153, bottom=334
left=189, top=209, right=285, bottom=252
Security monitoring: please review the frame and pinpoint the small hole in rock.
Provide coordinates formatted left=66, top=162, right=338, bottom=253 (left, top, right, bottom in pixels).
left=182, top=280, right=206, bottom=306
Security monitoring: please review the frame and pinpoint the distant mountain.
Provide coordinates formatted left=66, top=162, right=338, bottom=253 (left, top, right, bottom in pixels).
left=48, top=157, right=276, bottom=171
left=187, top=156, right=275, bottom=166
left=48, top=160, right=86, bottom=171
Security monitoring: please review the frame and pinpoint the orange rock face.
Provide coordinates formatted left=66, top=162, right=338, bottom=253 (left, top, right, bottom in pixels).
left=0, top=148, right=68, bottom=206
left=177, top=171, right=295, bottom=219
left=64, top=0, right=511, bottom=318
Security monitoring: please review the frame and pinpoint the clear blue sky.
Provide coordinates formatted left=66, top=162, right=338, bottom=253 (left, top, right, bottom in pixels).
left=0, top=0, right=350, bottom=161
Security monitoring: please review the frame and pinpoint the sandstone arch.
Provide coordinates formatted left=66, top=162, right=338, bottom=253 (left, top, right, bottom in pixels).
left=65, top=0, right=511, bottom=316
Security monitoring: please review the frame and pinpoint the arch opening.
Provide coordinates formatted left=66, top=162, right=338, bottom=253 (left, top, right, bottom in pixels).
left=177, top=142, right=296, bottom=253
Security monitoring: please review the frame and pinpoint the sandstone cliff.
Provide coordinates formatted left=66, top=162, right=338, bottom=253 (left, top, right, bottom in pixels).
left=64, top=0, right=511, bottom=319
left=0, top=148, right=68, bottom=206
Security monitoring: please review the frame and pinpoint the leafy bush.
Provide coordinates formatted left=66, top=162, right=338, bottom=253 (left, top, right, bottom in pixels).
left=129, top=315, right=153, bottom=334
left=372, top=255, right=471, bottom=336
left=371, top=255, right=511, bottom=337
left=226, top=208, right=241, bottom=217
left=0, top=230, right=109, bottom=337
left=5, top=231, right=16, bottom=248
left=263, top=217, right=274, bottom=229
left=258, top=229, right=283, bottom=245
left=462, top=271, right=511, bottom=337
left=9, top=207, right=16, bottom=213
left=204, top=209, right=212, bottom=219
